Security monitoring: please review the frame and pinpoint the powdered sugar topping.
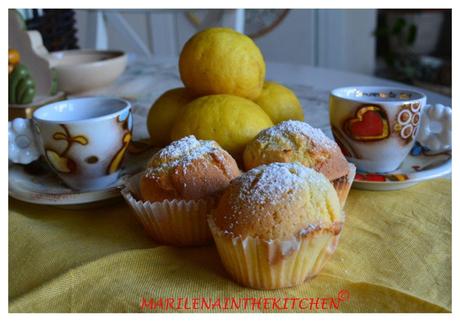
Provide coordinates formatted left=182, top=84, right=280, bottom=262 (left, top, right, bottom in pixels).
left=257, top=120, right=336, bottom=148
left=145, top=135, right=219, bottom=177
left=233, top=162, right=329, bottom=206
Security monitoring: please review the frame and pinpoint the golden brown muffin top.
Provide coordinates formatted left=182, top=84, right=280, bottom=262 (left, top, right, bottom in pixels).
left=213, top=162, right=343, bottom=240
left=243, top=120, right=349, bottom=180
left=141, top=135, right=240, bottom=201
left=146, top=135, right=234, bottom=176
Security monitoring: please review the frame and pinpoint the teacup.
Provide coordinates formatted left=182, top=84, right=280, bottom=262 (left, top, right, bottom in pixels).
left=329, top=86, right=451, bottom=173
left=8, top=97, right=133, bottom=190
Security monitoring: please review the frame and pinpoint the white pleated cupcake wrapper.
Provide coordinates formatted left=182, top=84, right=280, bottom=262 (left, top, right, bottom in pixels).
left=208, top=217, right=342, bottom=290
left=332, top=162, right=356, bottom=208
left=121, top=173, right=213, bottom=246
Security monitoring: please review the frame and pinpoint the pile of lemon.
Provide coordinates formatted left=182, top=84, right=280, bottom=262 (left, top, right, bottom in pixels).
left=147, top=27, right=304, bottom=158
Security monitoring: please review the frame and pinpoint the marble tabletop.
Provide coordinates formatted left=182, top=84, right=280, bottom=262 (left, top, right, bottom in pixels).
left=76, top=56, right=452, bottom=143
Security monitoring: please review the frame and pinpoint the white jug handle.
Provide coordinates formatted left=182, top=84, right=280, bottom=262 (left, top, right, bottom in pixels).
left=8, top=118, right=41, bottom=164
left=417, top=103, right=452, bottom=153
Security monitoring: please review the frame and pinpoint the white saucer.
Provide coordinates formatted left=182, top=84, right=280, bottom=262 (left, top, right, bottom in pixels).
left=9, top=141, right=156, bottom=208
left=352, top=148, right=451, bottom=191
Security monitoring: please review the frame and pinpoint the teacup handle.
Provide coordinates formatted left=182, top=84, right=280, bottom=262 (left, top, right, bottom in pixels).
left=417, top=103, right=452, bottom=153
left=8, top=118, right=41, bottom=164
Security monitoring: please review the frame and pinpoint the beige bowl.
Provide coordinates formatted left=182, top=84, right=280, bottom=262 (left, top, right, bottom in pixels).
left=48, top=50, right=127, bottom=94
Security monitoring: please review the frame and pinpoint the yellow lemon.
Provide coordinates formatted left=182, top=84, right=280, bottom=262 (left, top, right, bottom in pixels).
left=179, top=28, right=265, bottom=100
left=147, top=88, right=196, bottom=147
left=255, top=81, right=304, bottom=124
left=171, top=95, right=273, bottom=157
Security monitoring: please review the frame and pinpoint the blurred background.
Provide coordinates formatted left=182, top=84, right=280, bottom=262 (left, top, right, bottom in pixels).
left=16, top=9, right=451, bottom=96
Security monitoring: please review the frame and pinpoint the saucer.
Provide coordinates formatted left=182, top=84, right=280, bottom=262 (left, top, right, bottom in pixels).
left=352, top=145, right=451, bottom=191
left=9, top=141, right=156, bottom=208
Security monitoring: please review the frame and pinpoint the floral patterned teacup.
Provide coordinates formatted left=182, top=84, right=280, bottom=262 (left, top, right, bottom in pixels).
left=329, top=86, right=451, bottom=173
left=8, top=97, right=133, bottom=190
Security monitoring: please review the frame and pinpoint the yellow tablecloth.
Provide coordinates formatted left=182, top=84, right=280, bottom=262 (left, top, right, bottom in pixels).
left=9, top=179, right=451, bottom=313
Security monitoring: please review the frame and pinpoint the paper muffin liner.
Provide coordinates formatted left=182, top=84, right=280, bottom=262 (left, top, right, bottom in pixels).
left=208, top=216, right=343, bottom=290
left=121, top=173, right=214, bottom=246
left=331, top=162, right=356, bottom=208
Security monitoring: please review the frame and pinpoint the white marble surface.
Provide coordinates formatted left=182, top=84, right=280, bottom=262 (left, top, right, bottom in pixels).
left=77, top=56, right=452, bottom=142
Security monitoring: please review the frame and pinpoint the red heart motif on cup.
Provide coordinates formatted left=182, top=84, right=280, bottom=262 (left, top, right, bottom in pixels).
left=344, top=105, right=390, bottom=141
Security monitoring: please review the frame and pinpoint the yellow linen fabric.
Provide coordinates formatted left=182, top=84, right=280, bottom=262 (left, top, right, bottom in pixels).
left=9, top=179, right=451, bottom=312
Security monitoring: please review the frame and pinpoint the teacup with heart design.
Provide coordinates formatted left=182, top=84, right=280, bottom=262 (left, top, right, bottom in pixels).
left=329, top=86, right=451, bottom=173
left=8, top=97, right=133, bottom=190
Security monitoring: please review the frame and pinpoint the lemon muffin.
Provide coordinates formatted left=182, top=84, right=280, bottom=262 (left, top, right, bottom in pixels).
left=122, top=135, right=240, bottom=246
left=209, top=162, right=344, bottom=289
left=243, top=120, right=355, bottom=207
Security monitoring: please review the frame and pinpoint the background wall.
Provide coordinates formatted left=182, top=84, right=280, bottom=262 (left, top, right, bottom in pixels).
left=75, top=9, right=377, bottom=75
